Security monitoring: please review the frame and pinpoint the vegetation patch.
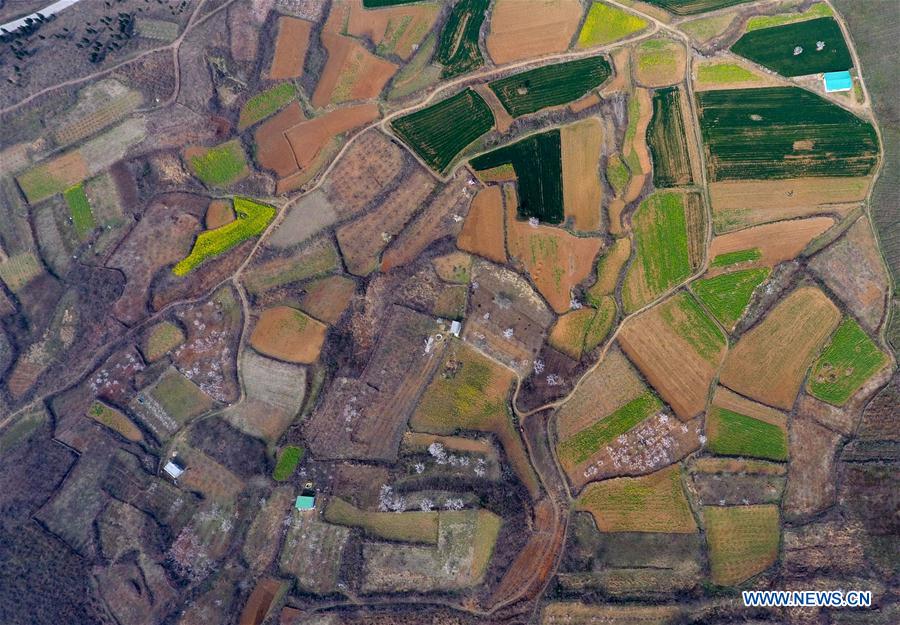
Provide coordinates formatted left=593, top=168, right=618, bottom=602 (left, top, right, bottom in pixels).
left=605, top=154, right=630, bottom=196
left=692, top=268, right=769, bottom=330
left=63, top=183, right=95, bottom=239
left=807, top=317, right=889, bottom=406
left=647, top=87, right=693, bottom=188
left=697, top=87, right=879, bottom=180
left=641, top=0, right=752, bottom=15
left=549, top=297, right=617, bottom=360
left=711, top=247, right=761, bottom=267
left=436, top=0, right=488, bottom=77
left=143, top=321, right=185, bottom=362
left=696, top=61, right=761, bottom=85
left=238, top=82, right=297, bottom=130
left=470, top=130, right=564, bottom=223
left=272, top=445, right=304, bottom=481
left=87, top=400, right=143, bottom=442
left=391, top=88, right=494, bottom=172
left=704, top=505, right=780, bottom=585
left=174, top=197, right=275, bottom=275
left=731, top=17, right=851, bottom=77
left=707, top=407, right=788, bottom=461
left=325, top=497, right=439, bottom=544
left=488, top=56, right=612, bottom=117
left=186, top=140, right=250, bottom=188
left=578, top=2, right=648, bottom=47
left=746, top=2, right=831, bottom=31
left=634, top=38, right=685, bottom=86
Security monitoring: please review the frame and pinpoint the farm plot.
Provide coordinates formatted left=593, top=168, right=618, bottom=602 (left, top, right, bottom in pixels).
left=324, top=129, right=407, bottom=218
left=578, top=2, right=649, bottom=48
left=561, top=118, right=603, bottom=231
left=505, top=188, right=604, bottom=313
left=279, top=512, right=349, bottom=594
left=312, top=32, right=398, bottom=107
left=272, top=445, right=303, bottom=481
left=619, top=291, right=727, bottom=420
left=325, top=497, right=439, bottom=544
left=549, top=297, right=616, bottom=360
left=173, top=197, right=275, bottom=275
left=697, top=87, right=879, bottom=181
left=647, top=87, right=693, bottom=188
left=633, top=38, right=686, bottom=87
left=142, top=321, right=185, bottom=362
left=691, top=268, right=769, bottom=331
left=435, top=0, right=489, bottom=77
left=391, top=88, right=494, bottom=172
left=268, top=16, right=313, bottom=79
left=244, top=237, right=341, bottom=296
left=250, top=306, right=327, bottom=364
left=587, top=237, right=631, bottom=300
left=389, top=31, right=443, bottom=99
left=16, top=151, right=90, bottom=204
left=243, top=487, right=294, bottom=571
left=184, top=140, right=249, bottom=188
left=63, top=184, right=95, bottom=240
left=703, top=505, right=780, bottom=586
left=410, top=342, right=540, bottom=497
left=708, top=177, right=869, bottom=232
left=298, top=275, right=357, bottom=324
left=542, top=604, right=680, bottom=625
left=622, top=191, right=702, bottom=312
left=470, top=131, right=564, bottom=223
left=238, top=82, right=297, bottom=130
left=731, top=17, right=852, bottom=77
left=486, top=0, right=583, bottom=65
left=326, top=0, right=439, bottom=60
left=807, top=317, right=889, bottom=406
left=131, top=368, right=214, bottom=442
left=719, top=286, right=840, bottom=409
left=576, top=465, right=697, bottom=532
left=746, top=3, right=832, bottom=31
left=707, top=387, right=788, bottom=461
left=694, top=59, right=773, bottom=90
left=488, top=56, right=612, bottom=118
left=254, top=102, right=315, bottom=177
left=87, top=401, right=143, bottom=443
left=50, top=79, right=143, bottom=147
left=708, top=217, right=835, bottom=274
left=172, top=443, right=245, bottom=502
left=642, top=0, right=751, bottom=14
left=205, top=200, right=235, bottom=230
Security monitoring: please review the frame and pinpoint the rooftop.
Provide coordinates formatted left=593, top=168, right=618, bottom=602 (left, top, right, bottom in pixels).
left=295, top=494, right=316, bottom=511
left=823, top=71, right=853, bottom=93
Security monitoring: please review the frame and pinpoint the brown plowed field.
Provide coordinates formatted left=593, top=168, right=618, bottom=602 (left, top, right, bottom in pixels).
left=719, top=286, right=840, bottom=410
left=709, top=177, right=870, bottom=232
left=325, top=0, right=439, bottom=61
left=325, top=129, right=406, bottom=219
left=299, top=275, right=357, bottom=324
left=486, top=0, right=583, bottom=65
left=708, top=217, right=835, bottom=276
left=457, top=185, right=507, bottom=263
left=254, top=102, right=306, bottom=177
left=205, top=199, right=235, bottom=229
left=250, top=305, right=328, bottom=364
left=285, top=104, right=380, bottom=172
left=268, top=17, right=313, bottom=79
left=312, top=33, right=398, bottom=108
left=561, top=118, right=603, bottom=232
left=783, top=415, right=842, bottom=520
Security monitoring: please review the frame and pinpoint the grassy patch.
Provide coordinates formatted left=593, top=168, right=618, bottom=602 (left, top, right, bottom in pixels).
left=710, top=248, right=761, bottom=267
left=807, top=317, right=889, bottom=405
left=578, top=2, right=648, bottom=47
left=143, top=321, right=185, bottom=362
left=704, top=505, right=780, bottom=586
left=272, top=445, right=304, bottom=481
left=187, top=140, right=250, bottom=187
left=707, top=407, right=787, bottom=461
left=391, top=88, right=494, bottom=172
left=87, top=400, right=143, bottom=442
left=697, top=62, right=760, bottom=84
left=325, top=497, right=439, bottom=544
left=692, top=268, right=769, bottom=330
left=174, top=197, right=276, bottom=275
left=647, top=87, right=692, bottom=188
left=238, top=82, right=297, bottom=130
left=436, top=0, right=488, bottom=77
left=747, top=3, right=831, bottom=31
left=549, top=297, right=616, bottom=359
left=732, top=17, right=851, bottom=77
left=488, top=56, right=611, bottom=117
left=63, top=184, right=95, bottom=239
left=605, top=154, right=630, bottom=196
left=661, top=291, right=727, bottom=363
left=470, top=130, right=563, bottom=223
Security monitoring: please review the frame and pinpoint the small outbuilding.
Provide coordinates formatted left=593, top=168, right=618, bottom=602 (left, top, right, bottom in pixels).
left=295, top=494, right=316, bottom=511
left=823, top=70, right=852, bottom=93
left=163, top=460, right=185, bottom=479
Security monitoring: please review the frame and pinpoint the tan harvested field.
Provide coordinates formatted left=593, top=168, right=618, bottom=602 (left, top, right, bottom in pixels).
left=561, top=118, right=603, bottom=232
left=205, top=199, right=235, bottom=230
left=691, top=456, right=787, bottom=476
left=327, top=0, right=439, bottom=60
left=707, top=217, right=835, bottom=276
left=177, top=446, right=245, bottom=502
left=474, top=163, right=517, bottom=183
left=250, top=306, right=328, bottom=364
left=506, top=190, right=603, bottom=313
left=588, top=237, right=630, bottom=299
left=719, top=287, right=840, bottom=410
left=87, top=401, right=143, bottom=442
left=569, top=92, right=601, bottom=113
left=143, top=321, right=185, bottom=362
left=618, top=293, right=727, bottom=421
left=268, top=17, right=313, bottom=79
left=312, top=33, right=398, bottom=108
left=808, top=216, right=890, bottom=332
left=632, top=38, right=685, bottom=88
left=783, top=415, right=843, bottom=520
left=254, top=103, right=307, bottom=178
left=486, top=0, right=583, bottom=65
left=325, top=129, right=405, bottom=219
left=704, top=504, right=780, bottom=586
left=548, top=300, right=614, bottom=360
left=600, top=48, right=630, bottom=97
left=709, top=178, right=870, bottom=232
left=711, top=386, right=788, bottom=428
left=457, top=185, right=507, bottom=263
left=432, top=252, right=473, bottom=283
left=627, top=90, right=654, bottom=176
left=299, top=275, right=356, bottom=324
left=17, top=150, right=90, bottom=204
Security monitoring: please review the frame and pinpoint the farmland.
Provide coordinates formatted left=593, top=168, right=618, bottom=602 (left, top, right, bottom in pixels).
left=488, top=56, right=612, bottom=117
left=561, top=118, right=603, bottom=231
left=704, top=505, right=780, bottom=585
left=268, top=16, right=312, bottom=79
left=487, top=0, right=583, bottom=65
left=87, top=401, right=143, bottom=442
left=634, top=38, right=685, bottom=87
left=435, top=0, right=489, bottom=77
left=63, top=184, right=95, bottom=240
left=470, top=131, right=564, bottom=223
left=642, top=0, right=751, bottom=14
left=731, top=17, right=852, bottom=77
left=588, top=237, right=631, bottom=299
left=707, top=407, right=788, bottom=462
left=391, top=88, right=494, bottom=172
left=697, top=87, right=879, bottom=180
left=173, top=197, right=275, bottom=275
left=142, top=321, right=185, bottom=362
left=549, top=297, right=616, bottom=360
left=746, top=3, right=832, bottom=31
left=249, top=306, right=327, bottom=364
left=577, top=2, right=649, bottom=48
left=325, top=497, right=439, bottom=544
left=272, top=445, right=303, bottom=481
left=238, top=83, right=297, bottom=130
left=695, top=61, right=765, bottom=88
left=647, top=87, right=694, bottom=187
left=184, top=140, right=250, bottom=188
left=311, top=32, right=398, bottom=107
left=691, top=268, right=770, bottom=330
left=807, top=317, right=888, bottom=406
left=457, top=186, right=507, bottom=263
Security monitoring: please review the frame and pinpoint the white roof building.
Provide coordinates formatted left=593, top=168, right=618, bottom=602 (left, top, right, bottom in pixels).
left=164, top=460, right=184, bottom=479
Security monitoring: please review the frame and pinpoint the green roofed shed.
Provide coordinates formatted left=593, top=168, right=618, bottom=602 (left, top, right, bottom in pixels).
left=295, top=494, right=316, bottom=511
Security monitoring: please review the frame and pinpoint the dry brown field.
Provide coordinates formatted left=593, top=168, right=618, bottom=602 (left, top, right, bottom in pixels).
left=325, top=129, right=405, bottom=218
left=457, top=185, right=507, bottom=263
left=542, top=603, right=680, bottom=625
left=783, top=415, right=843, bottom=519
left=432, top=252, right=473, bottom=283
left=176, top=446, right=245, bottom=502
left=709, top=177, right=870, bottom=232
left=569, top=92, right=602, bottom=113
left=548, top=302, right=614, bottom=360
left=311, top=32, right=398, bottom=108
left=588, top=237, right=630, bottom=298
left=325, top=0, right=439, bottom=60
left=298, top=275, right=356, bottom=324
left=719, top=286, right=840, bottom=410
left=506, top=192, right=603, bottom=313
left=268, top=17, right=313, bottom=79
left=600, top=48, right=630, bottom=97
left=254, top=103, right=307, bottom=178
left=250, top=306, right=328, bottom=364
left=486, top=0, right=583, bottom=64
left=707, top=217, right=835, bottom=275
left=561, top=118, right=603, bottom=232
left=474, top=83, right=514, bottom=133
left=205, top=199, right=235, bottom=230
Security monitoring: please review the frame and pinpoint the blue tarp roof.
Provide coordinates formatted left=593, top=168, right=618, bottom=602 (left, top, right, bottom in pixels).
left=295, top=495, right=315, bottom=510
left=824, top=71, right=853, bottom=92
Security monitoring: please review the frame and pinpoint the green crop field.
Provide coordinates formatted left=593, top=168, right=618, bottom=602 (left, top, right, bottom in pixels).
left=807, top=317, right=889, bottom=405
left=391, top=88, right=494, bottom=172
left=578, top=2, right=648, bottom=47
left=436, top=0, right=488, bottom=78
left=746, top=2, right=831, bottom=31
left=187, top=140, right=250, bottom=187
left=731, top=17, right=852, bottom=77
left=622, top=192, right=693, bottom=311
left=470, top=130, right=564, bottom=223
left=710, top=248, right=761, bottom=267
left=558, top=392, right=661, bottom=465
left=273, top=445, right=304, bottom=481
left=642, top=0, right=752, bottom=15
left=647, top=87, right=693, bottom=188
left=488, top=56, right=612, bottom=117
left=707, top=407, right=788, bottom=461
left=174, top=197, right=276, bottom=275
left=697, top=62, right=760, bottom=84
left=238, top=83, right=296, bottom=130
left=63, top=184, right=95, bottom=240
left=704, top=504, right=780, bottom=586
left=697, top=87, right=879, bottom=180
left=692, top=268, right=769, bottom=329
left=661, top=291, right=727, bottom=363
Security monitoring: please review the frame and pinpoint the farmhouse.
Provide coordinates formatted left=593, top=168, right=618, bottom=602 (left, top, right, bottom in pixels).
left=163, top=459, right=184, bottom=480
